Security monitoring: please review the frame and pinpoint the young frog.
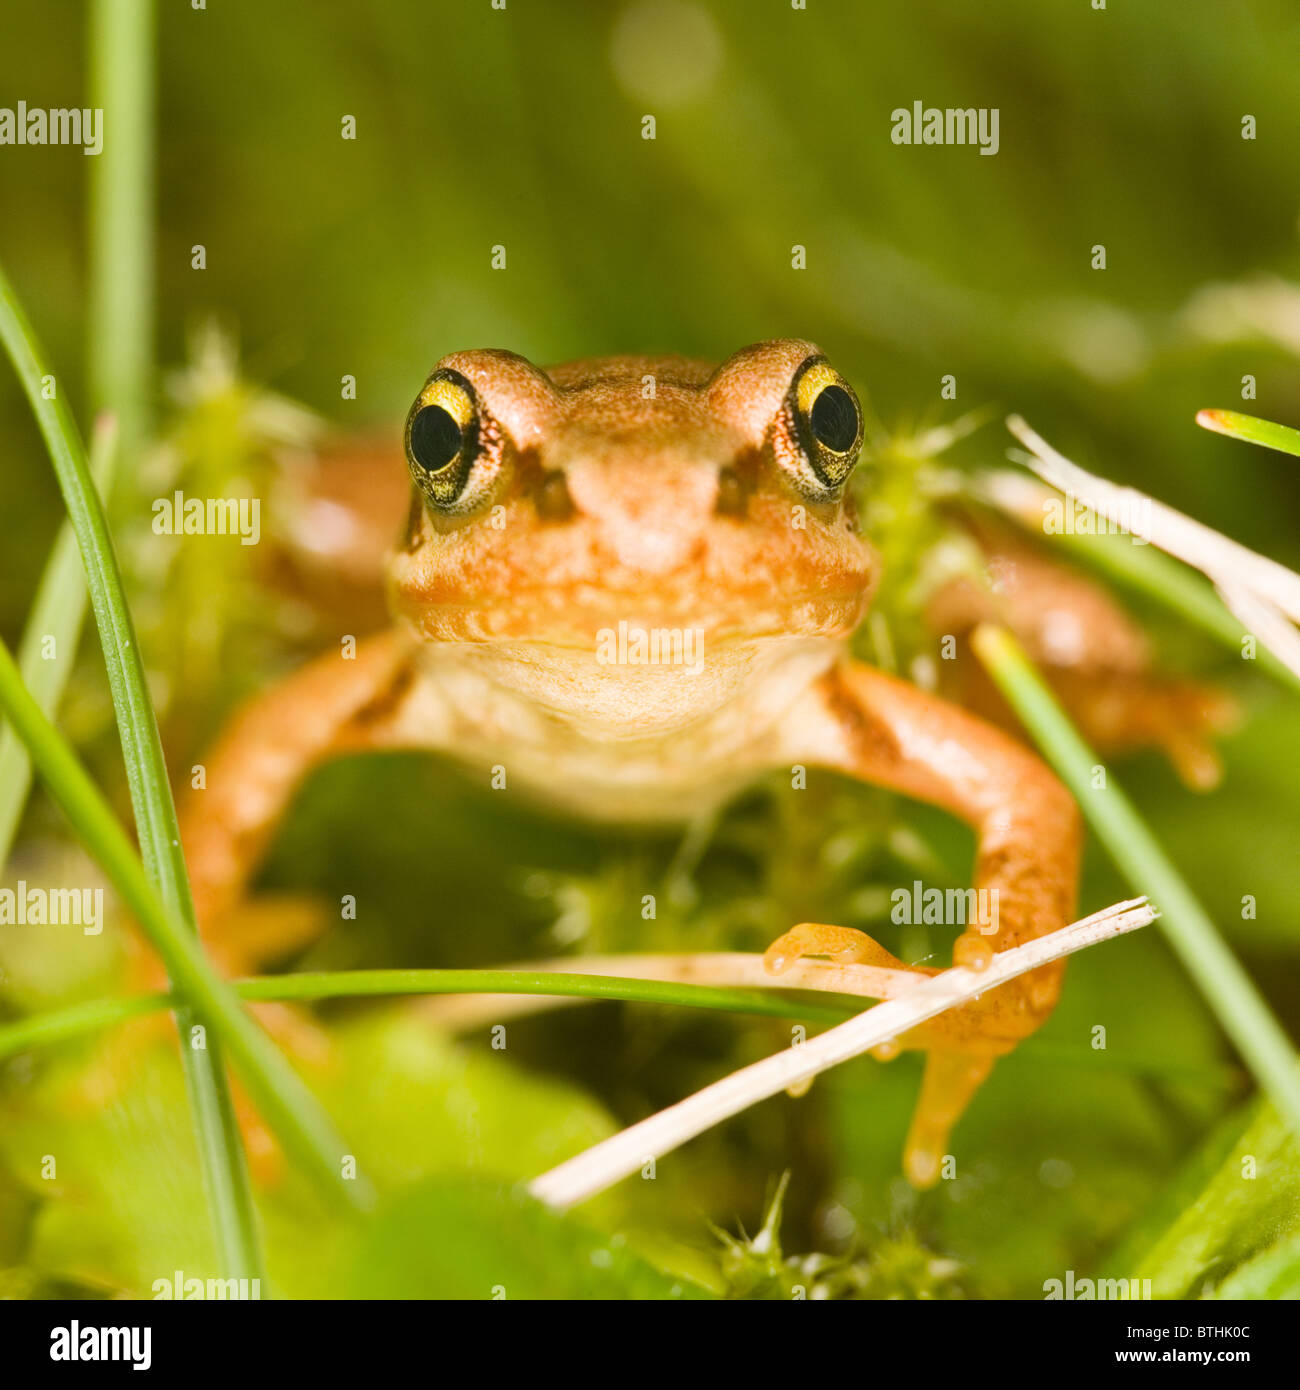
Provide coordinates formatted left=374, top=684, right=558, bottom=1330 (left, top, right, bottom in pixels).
left=179, top=339, right=1092, bottom=1189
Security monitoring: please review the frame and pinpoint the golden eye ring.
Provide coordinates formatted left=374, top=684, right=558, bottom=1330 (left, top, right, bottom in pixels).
left=404, top=370, right=481, bottom=509
left=790, top=358, right=863, bottom=489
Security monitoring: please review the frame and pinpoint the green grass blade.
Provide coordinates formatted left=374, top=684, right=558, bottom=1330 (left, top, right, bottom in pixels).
left=0, top=993, right=167, bottom=1058
left=0, top=970, right=857, bottom=1061
left=0, top=416, right=117, bottom=871
left=87, top=0, right=155, bottom=470
left=83, top=1, right=266, bottom=1278
left=0, top=261, right=369, bottom=1262
left=233, top=970, right=852, bottom=1017
left=972, top=623, right=1300, bottom=1138
left=0, top=261, right=272, bottom=1275
left=1196, top=409, right=1300, bottom=459
left=0, top=634, right=374, bottom=1211
left=0, top=261, right=181, bottom=931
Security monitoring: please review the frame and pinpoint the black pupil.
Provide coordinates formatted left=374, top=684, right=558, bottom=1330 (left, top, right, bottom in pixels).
left=410, top=404, right=463, bottom=472
left=809, top=384, right=858, bottom=452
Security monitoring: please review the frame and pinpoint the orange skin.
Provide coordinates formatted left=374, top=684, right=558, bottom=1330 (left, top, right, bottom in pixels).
left=181, top=339, right=1083, bottom=1189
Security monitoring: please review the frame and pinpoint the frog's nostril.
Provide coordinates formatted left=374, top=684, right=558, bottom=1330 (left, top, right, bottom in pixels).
left=534, top=470, right=575, bottom=521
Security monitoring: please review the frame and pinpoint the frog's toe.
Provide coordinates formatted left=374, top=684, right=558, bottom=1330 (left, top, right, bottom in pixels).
left=1156, top=684, right=1241, bottom=791
left=903, top=1049, right=997, bottom=1189
left=1162, top=733, right=1223, bottom=792
left=762, top=922, right=913, bottom=976
left=206, top=893, right=334, bottom=978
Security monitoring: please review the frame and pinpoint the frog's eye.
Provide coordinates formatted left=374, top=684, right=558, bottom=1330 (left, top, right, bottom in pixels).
left=786, top=358, right=864, bottom=492
left=404, top=370, right=489, bottom=511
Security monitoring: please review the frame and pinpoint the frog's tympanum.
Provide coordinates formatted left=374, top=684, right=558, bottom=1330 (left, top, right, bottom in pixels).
left=180, top=340, right=1211, bottom=1187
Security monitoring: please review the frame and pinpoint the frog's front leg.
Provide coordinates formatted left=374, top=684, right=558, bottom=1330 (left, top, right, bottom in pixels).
left=178, top=628, right=426, bottom=969
left=768, top=659, right=1081, bottom=1187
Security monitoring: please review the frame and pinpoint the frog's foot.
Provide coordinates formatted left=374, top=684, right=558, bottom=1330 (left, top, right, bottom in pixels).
left=1051, top=673, right=1240, bottom=792
left=1138, top=681, right=1240, bottom=792
left=762, top=921, right=1029, bottom=1188
left=764, top=921, right=925, bottom=976
left=763, top=923, right=938, bottom=1063
left=118, top=891, right=333, bottom=1042
left=204, top=893, right=335, bottom=979
left=122, top=891, right=333, bottom=995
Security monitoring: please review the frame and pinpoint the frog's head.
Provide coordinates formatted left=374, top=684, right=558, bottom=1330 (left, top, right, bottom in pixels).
left=389, top=340, right=876, bottom=651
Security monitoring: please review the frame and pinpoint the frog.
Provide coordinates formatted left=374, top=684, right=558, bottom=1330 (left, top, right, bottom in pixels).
left=176, top=339, right=1226, bottom=1189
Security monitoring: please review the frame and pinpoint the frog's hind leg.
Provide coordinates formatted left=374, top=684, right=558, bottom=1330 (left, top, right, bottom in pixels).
left=926, top=522, right=1239, bottom=789
left=268, top=435, right=411, bottom=636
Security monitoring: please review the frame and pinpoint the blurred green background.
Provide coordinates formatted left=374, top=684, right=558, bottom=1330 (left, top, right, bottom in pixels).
left=1, top=0, right=1299, bottom=1299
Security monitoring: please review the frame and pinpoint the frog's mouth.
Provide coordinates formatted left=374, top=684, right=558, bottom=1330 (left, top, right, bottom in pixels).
left=390, top=576, right=872, bottom=651
left=388, top=496, right=878, bottom=652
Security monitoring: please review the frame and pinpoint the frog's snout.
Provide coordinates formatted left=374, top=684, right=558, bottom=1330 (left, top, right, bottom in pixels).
left=554, top=453, right=730, bottom=575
